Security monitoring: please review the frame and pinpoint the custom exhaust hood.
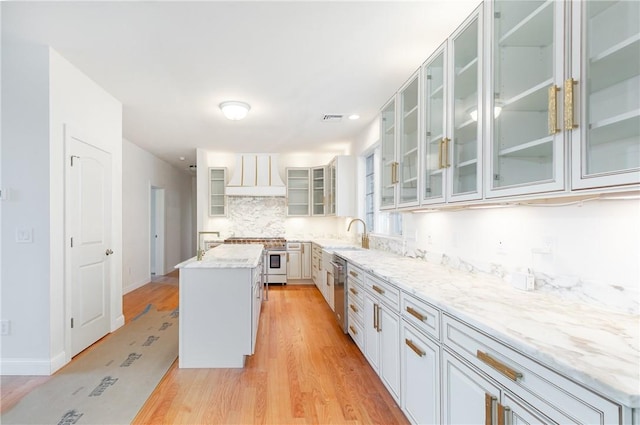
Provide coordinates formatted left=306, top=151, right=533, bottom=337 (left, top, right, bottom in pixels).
left=226, top=154, right=286, bottom=197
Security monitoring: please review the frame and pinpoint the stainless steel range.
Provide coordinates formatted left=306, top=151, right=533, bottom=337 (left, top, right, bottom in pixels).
left=224, top=237, right=287, bottom=285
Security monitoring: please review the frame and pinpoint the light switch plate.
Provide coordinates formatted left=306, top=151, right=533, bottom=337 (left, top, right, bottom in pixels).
left=16, top=227, right=33, bottom=243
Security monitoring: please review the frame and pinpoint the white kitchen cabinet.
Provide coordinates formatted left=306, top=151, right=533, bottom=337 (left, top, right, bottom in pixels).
left=209, top=167, right=226, bottom=216
left=485, top=0, right=567, bottom=198
left=448, top=4, right=484, bottom=202
left=286, top=168, right=310, bottom=216
left=402, top=322, right=439, bottom=425
left=301, top=242, right=311, bottom=279
left=346, top=263, right=365, bottom=351
left=287, top=248, right=301, bottom=280
left=321, top=249, right=334, bottom=309
left=311, top=167, right=326, bottom=216
left=570, top=0, right=640, bottom=189
left=422, top=43, right=448, bottom=204
left=442, top=350, right=502, bottom=425
left=363, top=274, right=401, bottom=403
left=311, top=243, right=321, bottom=286
left=381, top=71, right=421, bottom=209
left=380, top=97, right=398, bottom=209
left=442, top=313, right=622, bottom=424
left=327, top=155, right=356, bottom=217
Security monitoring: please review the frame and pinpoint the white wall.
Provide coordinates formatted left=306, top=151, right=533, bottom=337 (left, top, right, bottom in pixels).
left=1, top=35, right=52, bottom=373
left=1, top=38, right=123, bottom=374
left=122, top=139, right=194, bottom=293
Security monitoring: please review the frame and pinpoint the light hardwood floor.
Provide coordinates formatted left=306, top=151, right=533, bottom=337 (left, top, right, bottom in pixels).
left=2, top=271, right=409, bottom=425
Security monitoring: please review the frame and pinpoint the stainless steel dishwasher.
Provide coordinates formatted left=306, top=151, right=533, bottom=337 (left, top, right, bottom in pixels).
left=331, top=254, right=348, bottom=333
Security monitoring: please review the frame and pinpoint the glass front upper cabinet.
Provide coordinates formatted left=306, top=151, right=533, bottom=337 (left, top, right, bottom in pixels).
left=209, top=168, right=226, bottom=216
left=486, top=0, right=566, bottom=198
left=311, top=166, right=325, bottom=216
left=422, top=44, right=447, bottom=204
left=380, top=97, right=397, bottom=209
left=398, top=71, right=420, bottom=207
left=286, top=168, right=310, bottom=216
left=571, top=0, right=640, bottom=189
left=448, top=5, right=483, bottom=202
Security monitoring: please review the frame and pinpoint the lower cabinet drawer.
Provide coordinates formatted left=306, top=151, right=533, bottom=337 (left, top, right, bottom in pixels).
left=364, top=273, right=399, bottom=311
left=348, top=312, right=364, bottom=350
left=401, top=292, right=440, bottom=341
left=442, top=314, right=621, bottom=424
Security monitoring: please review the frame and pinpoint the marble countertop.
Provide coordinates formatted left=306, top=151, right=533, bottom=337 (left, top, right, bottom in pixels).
left=175, top=244, right=263, bottom=269
left=310, top=238, right=360, bottom=249
left=335, top=249, right=640, bottom=408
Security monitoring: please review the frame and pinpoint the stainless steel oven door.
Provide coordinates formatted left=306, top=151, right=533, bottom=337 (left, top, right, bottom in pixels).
left=266, top=251, right=287, bottom=284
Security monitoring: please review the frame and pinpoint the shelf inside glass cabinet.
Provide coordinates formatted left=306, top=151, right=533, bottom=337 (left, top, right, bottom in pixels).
left=498, top=1, right=553, bottom=47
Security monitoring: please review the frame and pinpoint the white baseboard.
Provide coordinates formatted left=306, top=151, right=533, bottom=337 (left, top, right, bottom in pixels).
left=111, top=314, right=125, bottom=332
left=50, top=351, right=68, bottom=374
left=0, top=357, right=56, bottom=376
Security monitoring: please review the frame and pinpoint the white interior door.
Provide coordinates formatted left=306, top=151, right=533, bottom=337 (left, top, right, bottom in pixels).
left=66, top=131, right=112, bottom=357
left=150, top=186, right=165, bottom=277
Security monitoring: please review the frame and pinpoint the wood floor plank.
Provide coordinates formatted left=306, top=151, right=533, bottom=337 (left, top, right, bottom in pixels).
left=2, top=273, right=409, bottom=424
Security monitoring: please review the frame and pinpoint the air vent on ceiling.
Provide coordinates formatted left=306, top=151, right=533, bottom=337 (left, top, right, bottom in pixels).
left=322, top=114, right=343, bottom=122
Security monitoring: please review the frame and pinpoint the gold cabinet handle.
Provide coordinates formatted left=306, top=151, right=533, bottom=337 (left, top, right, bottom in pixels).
left=301, top=244, right=304, bottom=254
left=373, top=303, right=378, bottom=330
left=349, top=287, right=358, bottom=295
left=548, top=85, right=560, bottom=135
left=405, top=338, right=425, bottom=357
left=477, top=350, right=523, bottom=381
left=349, top=304, right=358, bottom=313
left=349, top=270, right=358, bottom=278
left=485, top=394, right=497, bottom=425
left=564, top=78, right=578, bottom=130
left=443, top=138, right=450, bottom=167
left=376, top=305, right=382, bottom=332
left=349, top=325, right=357, bottom=335
left=406, top=306, right=426, bottom=322
left=372, top=284, right=385, bottom=295
left=497, top=404, right=508, bottom=425
left=438, top=139, right=445, bottom=169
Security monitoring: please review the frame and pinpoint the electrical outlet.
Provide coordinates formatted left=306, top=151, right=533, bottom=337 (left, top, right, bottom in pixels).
left=1, top=320, right=11, bottom=336
left=16, top=227, right=33, bottom=243
left=496, top=239, right=507, bottom=255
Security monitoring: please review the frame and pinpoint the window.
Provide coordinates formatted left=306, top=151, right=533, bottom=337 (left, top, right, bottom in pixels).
left=365, top=153, right=375, bottom=232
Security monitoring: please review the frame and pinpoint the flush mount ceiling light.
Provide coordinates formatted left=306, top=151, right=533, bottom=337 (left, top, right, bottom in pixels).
left=220, top=101, right=251, bottom=120
left=348, top=114, right=360, bottom=120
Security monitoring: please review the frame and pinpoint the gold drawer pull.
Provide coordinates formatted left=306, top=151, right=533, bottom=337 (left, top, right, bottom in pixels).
left=349, top=287, right=358, bottom=295
left=372, top=284, right=385, bottom=295
left=477, top=350, right=522, bottom=381
left=405, top=338, right=425, bottom=357
left=406, top=306, right=426, bottom=322
left=349, top=325, right=357, bottom=335
left=349, top=270, right=359, bottom=278
left=349, top=304, right=358, bottom=313
left=485, top=393, right=497, bottom=425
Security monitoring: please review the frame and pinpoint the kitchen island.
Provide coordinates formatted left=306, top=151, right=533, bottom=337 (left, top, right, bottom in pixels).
left=175, top=244, right=264, bottom=368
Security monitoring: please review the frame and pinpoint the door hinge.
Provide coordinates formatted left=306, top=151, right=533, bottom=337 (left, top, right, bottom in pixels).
left=495, top=12, right=501, bottom=19
left=71, top=318, right=74, bottom=328
left=70, top=155, right=81, bottom=167
left=70, top=237, right=74, bottom=248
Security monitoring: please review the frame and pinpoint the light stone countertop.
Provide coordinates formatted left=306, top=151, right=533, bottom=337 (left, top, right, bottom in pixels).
left=335, top=249, right=640, bottom=408
left=311, top=238, right=360, bottom=249
left=175, top=244, right=264, bottom=269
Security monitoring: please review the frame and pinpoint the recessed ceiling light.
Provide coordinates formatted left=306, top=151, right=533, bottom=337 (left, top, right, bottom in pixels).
left=348, top=114, right=360, bottom=120
left=220, top=101, right=251, bottom=120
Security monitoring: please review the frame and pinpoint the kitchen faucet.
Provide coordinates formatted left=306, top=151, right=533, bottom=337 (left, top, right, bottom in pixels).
left=347, top=218, right=369, bottom=249
left=197, top=231, right=221, bottom=260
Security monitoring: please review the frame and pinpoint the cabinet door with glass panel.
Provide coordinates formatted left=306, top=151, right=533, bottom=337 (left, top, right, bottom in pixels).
left=311, top=166, right=326, bottom=216
left=286, top=168, right=310, bottom=216
left=447, top=4, right=484, bottom=202
left=398, top=71, right=421, bottom=208
left=570, top=0, right=640, bottom=189
left=486, top=0, right=566, bottom=198
left=380, top=96, right=398, bottom=210
left=209, top=167, right=226, bottom=216
left=422, top=43, right=448, bottom=205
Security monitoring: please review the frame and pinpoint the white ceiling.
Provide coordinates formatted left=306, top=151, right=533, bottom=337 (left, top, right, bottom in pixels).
left=2, top=0, right=480, bottom=171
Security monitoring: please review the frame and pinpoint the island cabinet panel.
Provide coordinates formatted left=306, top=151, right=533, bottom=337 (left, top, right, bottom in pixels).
left=179, top=266, right=259, bottom=368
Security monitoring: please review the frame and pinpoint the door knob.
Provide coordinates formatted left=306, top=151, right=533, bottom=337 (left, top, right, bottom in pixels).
left=106, top=249, right=114, bottom=256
